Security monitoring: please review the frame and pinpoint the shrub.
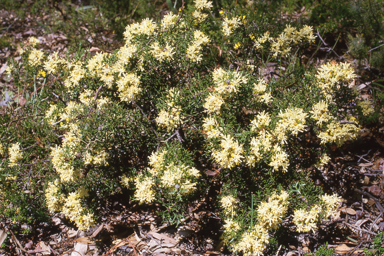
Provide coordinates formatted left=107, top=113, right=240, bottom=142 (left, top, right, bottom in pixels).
left=1, top=0, right=366, bottom=254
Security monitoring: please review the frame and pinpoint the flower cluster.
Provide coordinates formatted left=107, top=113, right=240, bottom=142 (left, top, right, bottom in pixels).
left=186, top=30, right=210, bottom=63
left=250, top=111, right=271, bottom=131
left=28, top=49, right=44, bottom=67
left=310, top=101, right=330, bottom=126
left=220, top=195, right=238, bottom=216
left=320, top=193, right=342, bottom=218
left=28, top=36, right=40, bottom=47
left=8, top=143, right=22, bottom=167
left=134, top=175, right=156, bottom=204
left=247, top=129, right=273, bottom=167
left=156, top=89, right=184, bottom=131
left=358, top=99, right=374, bottom=116
left=46, top=182, right=94, bottom=231
left=63, top=62, right=86, bottom=89
left=293, top=205, right=321, bottom=233
left=117, top=73, right=142, bottom=102
left=202, top=117, right=223, bottom=139
left=293, top=193, right=341, bottom=233
left=223, top=191, right=289, bottom=255
left=213, top=68, right=248, bottom=96
left=192, top=0, right=213, bottom=23
left=253, top=78, right=272, bottom=104
left=222, top=16, right=241, bottom=36
left=133, top=148, right=200, bottom=203
left=0, top=143, right=4, bottom=156
left=316, top=61, right=356, bottom=100
left=150, top=42, right=175, bottom=62
left=161, top=12, right=179, bottom=30
left=50, top=124, right=82, bottom=182
left=212, top=135, right=243, bottom=168
left=232, top=225, right=269, bottom=256
left=252, top=25, right=316, bottom=57
left=123, top=18, right=157, bottom=42
left=43, top=52, right=63, bottom=74
left=62, top=190, right=94, bottom=231
left=317, top=118, right=360, bottom=146
left=257, top=191, right=289, bottom=230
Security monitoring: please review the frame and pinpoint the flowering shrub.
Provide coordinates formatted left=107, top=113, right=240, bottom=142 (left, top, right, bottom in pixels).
left=1, top=0, right=365, bottom=254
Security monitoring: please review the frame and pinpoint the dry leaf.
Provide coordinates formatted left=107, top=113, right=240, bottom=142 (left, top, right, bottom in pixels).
left=67, top=229, right=78, bottom=238
left=39, top=242, right=51, bottom=255
left=0, top=229, right=7, bottom=249
left=89, top=47, right=101, bottom=52
left=147, top=231, right=177, bottom=245
left=345, top=208, right=357, bottom=215
left=18, top=96, right=26, bottom=106
left=205, top=170, right=220, bottom=176
left=75, top=236, right=94, bottom=244
left=358, top=162, right=373, bottom=167
left=71, top=242, right=87, bottom=256
left=334, top=244, right=364, bottom=254
left=0, top=63, right=7, bottom=75
left=368, top=185, right=381, bottom=197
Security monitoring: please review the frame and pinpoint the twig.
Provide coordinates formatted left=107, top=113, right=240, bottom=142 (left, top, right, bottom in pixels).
left=316, top=29, right=329, bottom=46
left=316, top=29, right=342, bottom=59
left=162, top=132, right=177, bottom=142
left=275, top=244, right=282, bottom=256
left=101, top=231, right=139, bottom=256
left=344, top=222, right=377, bottom=236
left=347, top=241, right=364, bottom=256
left=131, top=100, right=160, bottom=142
left=8, top=229, right=32, bottom=256
left=94, top=84, right=104, bottom=101
left=356, top=150, right=371, bottom=163
left=354, top=188, right=384, bottom=214
left=52, top=92, right=67, bottom=106
left=340, top=120, right=359, bottom=126
left=368, top=43, right=384, bottom=53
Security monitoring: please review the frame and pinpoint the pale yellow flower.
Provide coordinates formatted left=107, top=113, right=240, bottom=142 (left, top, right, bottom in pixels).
left=358, top=99, right=374, bottom=116
left=257, top=191, right=289, bottom=230
left=320, top=193, right=341, bottom=218
left=232, top=225, right=269, bottom=256
left=212, top=135, right=243, bottom=168
left=28, top=49, right=44, bottom=66
left=117, top=73, right=142, bottom=102
left=204, top=94, right=224, bottom=114
left=161, top=12, right=179, bottom=30
left=8, top=143, right=22, bottom=167
left=150, top=42, right=175, bottom=62
left=220, top=195, right=237, bottom=215
left=222, top=17, right=241, bottom=36
left=194, top=0, right=213, bottom=10
left=134, top=176, right=155, bottom=204
left=293, top=205, right=321, bottom=233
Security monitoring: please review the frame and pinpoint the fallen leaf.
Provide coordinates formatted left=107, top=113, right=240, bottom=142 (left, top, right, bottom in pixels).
left=71, top=242, right=87, bottom=256
left=89, top=47, right=101, bottom=52
left=68, top=229, right=78, bottom=238
left=334, top=244, right=364, bottom=254
left=75, top=236, right=93, bottom=244
left=345, top=208, right=357, bottom=215
left=367, top=185, right=381, bottom=197
left=0, top=63, right=7, bottom=75
left=358, top=162, right=373, bottom=167
left=39, top=242, right=51, bottom=255
left=0, top=229, right=7, bottom=248
left=205, top=170, right=220, bottom=176
left=147, top=231, right=177, bottom=245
